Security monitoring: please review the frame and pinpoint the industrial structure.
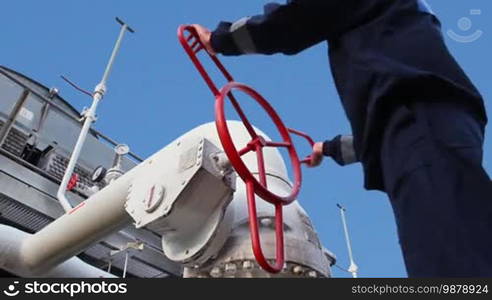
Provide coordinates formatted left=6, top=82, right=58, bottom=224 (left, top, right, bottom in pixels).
left=0, top=20, right=338, bottom=278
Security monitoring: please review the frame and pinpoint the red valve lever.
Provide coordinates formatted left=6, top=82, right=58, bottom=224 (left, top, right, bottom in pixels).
left=178, top=25, right=234, bottom=96
left=179, top=24, right=318, bottom=274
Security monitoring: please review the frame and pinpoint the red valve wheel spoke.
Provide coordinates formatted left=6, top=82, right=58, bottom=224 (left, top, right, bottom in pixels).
left=255, top=144, right=268, bottom=188
left=238, top=145, right=253, bottom=156
left=265, top=141, right=291, bottom=148
left=228, top=93, right=258, bottom=139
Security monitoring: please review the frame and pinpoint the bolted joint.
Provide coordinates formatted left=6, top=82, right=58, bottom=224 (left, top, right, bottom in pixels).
left=81, top=108, right=98, bottom=122
left=94, top=83, right=107, bottom=98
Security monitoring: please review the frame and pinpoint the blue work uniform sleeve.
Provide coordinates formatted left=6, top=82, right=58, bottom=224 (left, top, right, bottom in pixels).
left=210, top=0, right=396, bottom=55
left=323, top=135, right=358, bottom=166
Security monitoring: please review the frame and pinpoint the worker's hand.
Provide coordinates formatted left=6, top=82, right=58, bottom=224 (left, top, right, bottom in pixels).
left=190, top=24, right=216, bottom=55
left=308, top=142, right=324, bottom=167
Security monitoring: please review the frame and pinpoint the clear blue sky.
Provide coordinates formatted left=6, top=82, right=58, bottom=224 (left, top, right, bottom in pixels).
left=2, top=0, right=491, bottom=277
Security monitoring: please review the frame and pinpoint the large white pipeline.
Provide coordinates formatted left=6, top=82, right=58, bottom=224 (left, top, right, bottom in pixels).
left=0, top=225, right=115, bottom=278
left=16, top=122, right=238, bottom=274
left=9, top=121, right=301, bottom=276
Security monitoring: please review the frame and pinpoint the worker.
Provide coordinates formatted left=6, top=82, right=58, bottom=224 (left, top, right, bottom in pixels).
left=191, top=0, right=492, bottom=277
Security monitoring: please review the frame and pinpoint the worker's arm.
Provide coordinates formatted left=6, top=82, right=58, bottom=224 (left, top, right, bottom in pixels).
left=206, top=0, right=396, bottom=56
left=310, top=135, right=358, bottom=167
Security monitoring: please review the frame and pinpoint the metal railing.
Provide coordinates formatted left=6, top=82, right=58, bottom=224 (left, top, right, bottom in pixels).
left=0, top=67, right=144, bottom=163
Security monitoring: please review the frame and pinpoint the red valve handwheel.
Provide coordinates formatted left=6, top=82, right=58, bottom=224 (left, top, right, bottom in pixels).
left=216, top=82, right=306, bottom=273
left=215, top=82, right=302, bottom=204
left=179, top=25, right=317, bottom=273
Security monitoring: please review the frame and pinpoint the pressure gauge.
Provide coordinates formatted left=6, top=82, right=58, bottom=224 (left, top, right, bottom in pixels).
left=91, top=165, right=107, bottom=183
left=115, top=144, right=130, bottom=156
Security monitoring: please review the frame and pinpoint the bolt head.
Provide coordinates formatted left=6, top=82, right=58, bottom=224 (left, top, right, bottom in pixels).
left=210, top=267, right=222, bottom=278
left=242, top=261, right=254, bottom=270
left=293, top=265, right=304, bottom=275
left=224, top=263, right=237, bottom=273
left=260, top=218, right=273, bottom=227
left=307, top=271, right=317, bottom=278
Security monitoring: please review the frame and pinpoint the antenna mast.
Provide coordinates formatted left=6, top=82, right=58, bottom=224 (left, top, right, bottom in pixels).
left=337, top=203, right=358, bottom=278
left=57, top=17, right=135, bottom=212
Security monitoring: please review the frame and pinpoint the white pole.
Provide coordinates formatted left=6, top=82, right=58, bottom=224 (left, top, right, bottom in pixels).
left=122, top=252, right=129, bottom=278
left=57, top=18, right=134, bottom=212
left=337, top=203, right=358, bottom=278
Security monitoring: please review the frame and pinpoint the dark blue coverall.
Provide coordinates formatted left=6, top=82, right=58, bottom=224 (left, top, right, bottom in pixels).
left=210, top=0, right=492, bottom=277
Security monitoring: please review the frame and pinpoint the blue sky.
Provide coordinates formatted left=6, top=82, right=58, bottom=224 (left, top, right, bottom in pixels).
left=2, top=0, right=491, bottom=277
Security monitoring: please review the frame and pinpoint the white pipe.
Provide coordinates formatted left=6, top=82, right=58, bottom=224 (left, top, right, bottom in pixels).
left=57, top=94, right=101, bottom=212
left=122, top=252, right=129, bottom=278
left=23, top=173, right=133, bottom=274
left=57, top=20, right=131, bottom=212
left=101, top=23, right=128, bottom=85
left=0, top=225, right=116, bottom=278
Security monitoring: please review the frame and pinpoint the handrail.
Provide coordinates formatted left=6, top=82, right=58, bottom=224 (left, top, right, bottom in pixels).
left=0, top=68, right=143, bottom=163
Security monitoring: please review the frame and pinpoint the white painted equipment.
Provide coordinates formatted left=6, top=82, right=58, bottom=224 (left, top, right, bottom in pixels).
left=3, top=121, right=334, bottom=278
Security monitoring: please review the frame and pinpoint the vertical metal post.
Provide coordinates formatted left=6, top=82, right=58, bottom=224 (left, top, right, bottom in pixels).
left=101, top=23, right=127, bottom=85
left=57, top=18, right=134, bottom=212
left=107, top=260, right=112, bottom=273
left=337, top=203, right=358, bottom=278
left=0, top=90, right=30, bottom=147
left=122, top=252, right=129, bottom=278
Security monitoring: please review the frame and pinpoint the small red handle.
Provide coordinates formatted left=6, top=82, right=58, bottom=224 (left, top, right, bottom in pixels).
left=66, top=173, right=79, bottom=191
left=287, top=128, right=316, bottom=165
left=178, top=25, right=234, bottom=96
